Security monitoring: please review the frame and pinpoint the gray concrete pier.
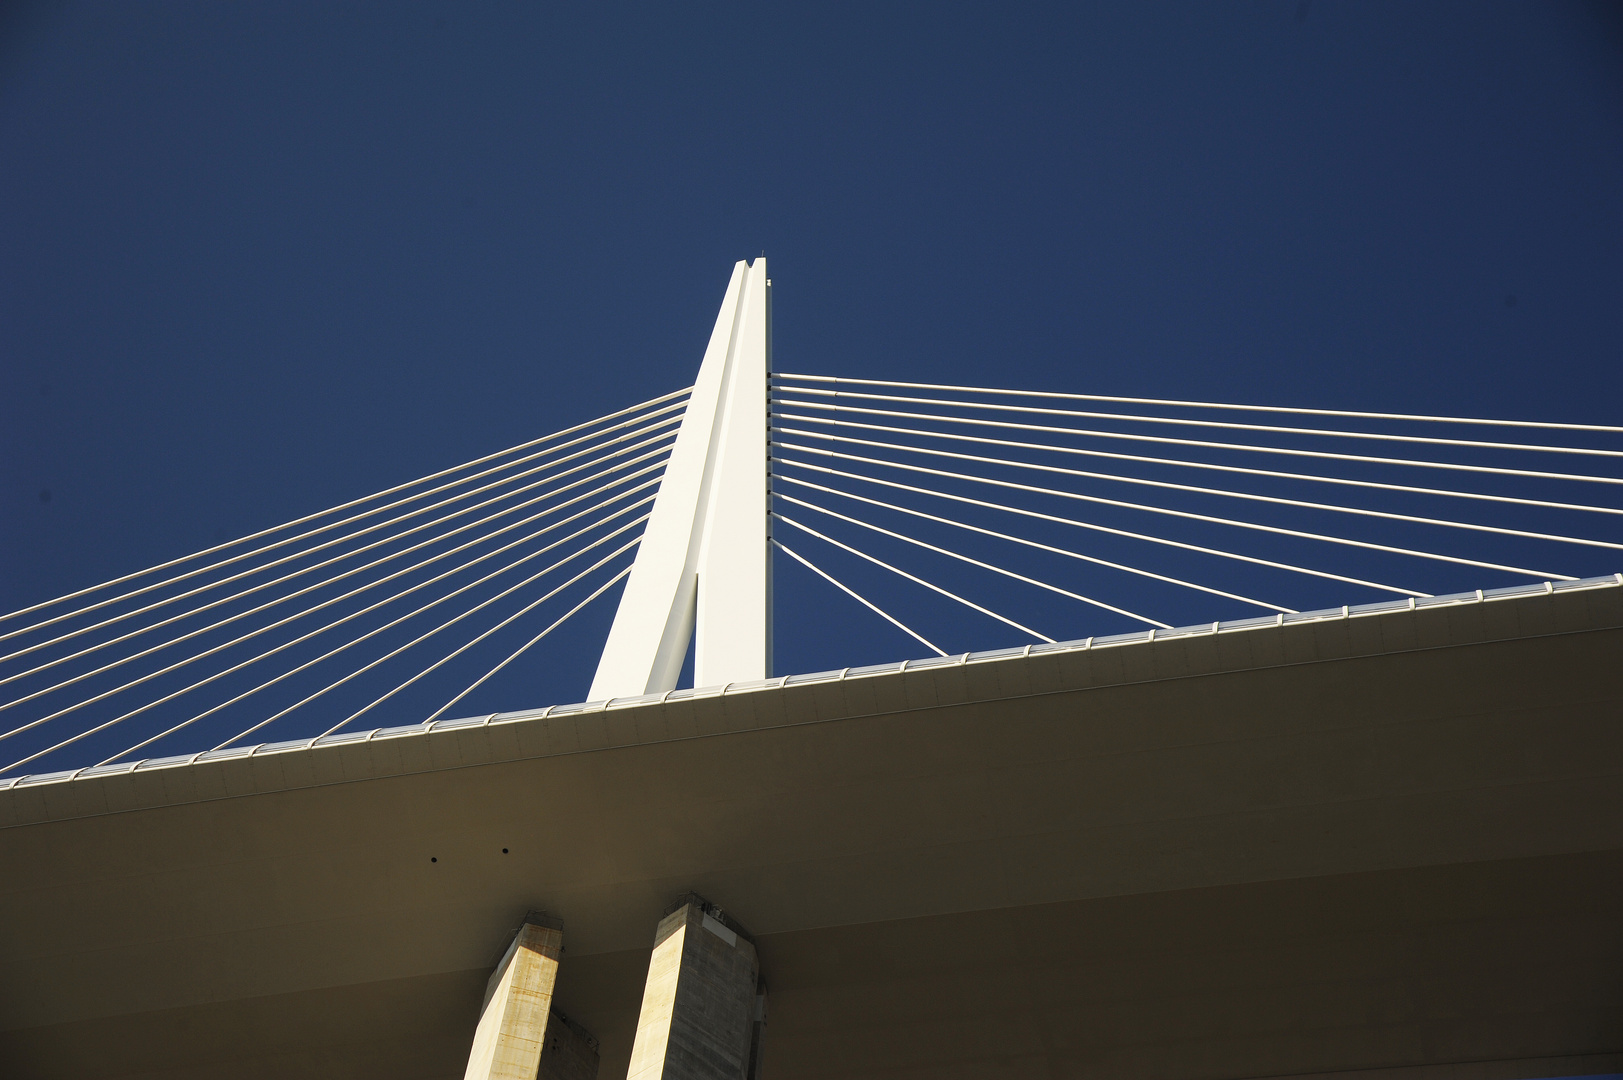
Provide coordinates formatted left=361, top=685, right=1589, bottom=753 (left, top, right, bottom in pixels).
left=626, top=897, right=764, bottom=1080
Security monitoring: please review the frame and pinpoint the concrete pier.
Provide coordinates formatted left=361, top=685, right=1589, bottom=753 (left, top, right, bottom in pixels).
left=626, top=897, right=765, bottom=1080
left=537, top=1009, right=600, bottom=1080
left=465, top=914, right=568, bottom=1080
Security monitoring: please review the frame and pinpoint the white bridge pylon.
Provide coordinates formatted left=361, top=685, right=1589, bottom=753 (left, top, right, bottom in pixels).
left=588, top=258, right=772, bottom=699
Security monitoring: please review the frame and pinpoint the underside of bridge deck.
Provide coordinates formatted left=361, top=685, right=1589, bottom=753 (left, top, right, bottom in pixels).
left=2, top=584, right=1621, bottom=1079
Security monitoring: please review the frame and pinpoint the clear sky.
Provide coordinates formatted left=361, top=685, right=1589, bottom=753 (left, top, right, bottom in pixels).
left=3, top=2, right=1622, bottom=761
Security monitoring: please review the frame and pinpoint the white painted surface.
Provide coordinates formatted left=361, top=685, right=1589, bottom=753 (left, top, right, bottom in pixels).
left=701, top=913, right=739, bottom=947
left=589, top=259, right=771, bottom=698
left=696, top=262, right=771, bottom=686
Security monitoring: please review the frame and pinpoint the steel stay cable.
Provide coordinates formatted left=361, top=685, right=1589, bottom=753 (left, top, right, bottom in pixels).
left=0, top=426, right=677, bottom=679
left=776, top=441, right=1571, bottom=581
left=207, top=526, right=646, bottom=751
left=0, top=445, right=675, bottom=728
left=776, top=426, right=1623, bottom=553
left=2, top=457, right=557, bottom=692
left=772, top=457, right=1430, bottom=596
left=771, top=398, right=1623, bottom=487
left=423, top=565, right=634, bottom=726
left=772, top=386, right=1623, bottom=459
left=1, top=411, right=682, bottom=659
left=773, top=410, right=1623, bottom=517
left=0, top=461, right=669, bottom=735
left=325, top=536, right=643, bottom=739
left=776, top=509, right=1167, bottom=629
left=772, top=539, right=945, bottom=656
left=2, top=491, right=655, bottom=769
left=95, top=503, right=655, bottom=767
left=8, top=514, right=653, bottom=774
left=774, top=482, right=1294, bottom=613
left=771, top=513, right=1054, bottom=642
left=773, top=374, right=1623, bottom=435
left=0, top=388, right=690, bottom=636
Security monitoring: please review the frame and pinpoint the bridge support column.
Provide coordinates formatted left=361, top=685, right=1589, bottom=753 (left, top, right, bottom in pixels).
left=465, top=913, right=599, bottom=1080
left=626, top=896, right=766, bottom=1080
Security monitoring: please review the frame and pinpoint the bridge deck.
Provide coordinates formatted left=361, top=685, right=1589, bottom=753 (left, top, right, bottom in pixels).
left=2, top=579, right=1621, bottom=1079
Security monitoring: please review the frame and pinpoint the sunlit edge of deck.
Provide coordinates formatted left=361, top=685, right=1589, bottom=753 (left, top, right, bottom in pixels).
left=5, top=571, right=1618, bottom=796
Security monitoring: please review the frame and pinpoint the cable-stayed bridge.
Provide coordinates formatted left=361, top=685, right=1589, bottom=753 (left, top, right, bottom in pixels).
left=2, top=260, right=1620, bottom=1080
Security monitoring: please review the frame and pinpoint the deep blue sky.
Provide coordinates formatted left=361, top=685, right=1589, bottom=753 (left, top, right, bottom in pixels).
left=3, top=2, right=1622, bottom=761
